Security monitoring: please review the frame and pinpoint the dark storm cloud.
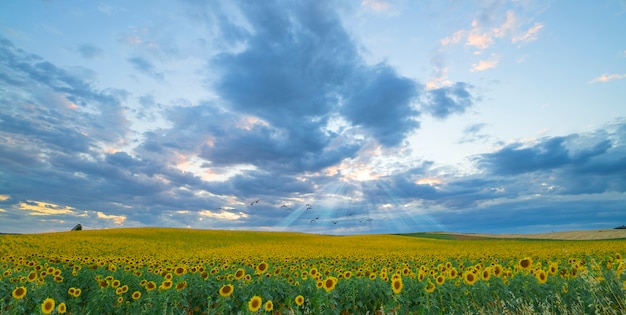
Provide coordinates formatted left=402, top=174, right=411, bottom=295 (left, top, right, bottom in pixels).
left=128, top=56, right=164, bottom=80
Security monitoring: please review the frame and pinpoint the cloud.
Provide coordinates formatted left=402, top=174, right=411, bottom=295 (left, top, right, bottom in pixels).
left=512, top=22, right=543, bottom=43
left=420, top=82, right=475, bottom=119
left=0, top=36, right=130, bottom=149
left=474, top=121, right=626, bottom=196
left=466, top=31, right=494, bottom=50
left=458, top=123, right=490, bottom=143
left=77, top=43, right=103, bottom=59
left=19, top=200, right=76, bottom=216
left=588, top=73, right=626, bottom=84
left=128, top=56, right=164, bottom=80
left=477, top=136, right=612, bottom=175
left=361, top=0, right=390, bottom=12
left=340, top=64, right=420, bottom=146
left=439, top=9, right=543, bottom=61
left=471, top=54, right=500, bottom=71
left=97, top=211, right=127, bottom=225
left=198, top=209, right=248, bottom=220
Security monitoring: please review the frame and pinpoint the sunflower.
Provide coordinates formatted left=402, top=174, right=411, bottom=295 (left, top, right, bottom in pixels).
left=464, top=272, right=477, bottom=285
left=436, top=275, right=445, bottom=285
left=418, top=271, right=425, bottom=282
left=548, top=263, right=558, bottom=275
left=264, top=300, right=273, bottom=311
left=219, top=284, right=234, bottom=297
left=519, top=257, right=533, bottom=270
left=248, top=295, right=262, bottom=312
left=200, top=271, right=209, bottom=279
left=176, top=281, right=187, bottom=291
left=391, top=277, right=403, bottom=294
left=132, top=291, right=142, bottom=300
left=174, top=266, right=186, bottom=276
left=145, top=281, right=156, bottom=291
left=480, top=269, right=490, bottom=281
left=115, top=287, right=124, bottom=295
left=535, top=270, right=548, bottom=284
left=323, top=277, right=337, bottom=292
left=99, top=280, right=109, bottom=288
left=295, top=295, right=304, bottom=306
left=111, top=279, right=121, bottom=288
left=343, top=270, right=352, bottom=279
left=256, top=262, right=269, bottom=274
left=27, top=271, right=38, bottom=282
left=42, top=298, right=55, bottom=315
left=12, top=286, right=27, bottom=299
left=493, top=265, right=503, bottom=277
left=563, top=283, right=569, bottom=293
left=57, top=302, right=67, bottom=314
left=72, top=288, right=82, bottom=297
left=159, top=280, right=173, bottom=290
left=424, top=280, right=436, bottom=293
left=234, top=268, right=246, bottom=280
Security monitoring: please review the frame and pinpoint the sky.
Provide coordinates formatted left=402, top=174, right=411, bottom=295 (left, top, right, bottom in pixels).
left=1, top=0, right=625, bottom=235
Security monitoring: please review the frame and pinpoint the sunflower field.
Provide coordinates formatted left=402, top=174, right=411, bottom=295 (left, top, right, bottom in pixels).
left=1, top=228, right=625, bottom=314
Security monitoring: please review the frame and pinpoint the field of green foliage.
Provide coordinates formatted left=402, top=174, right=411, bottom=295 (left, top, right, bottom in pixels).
left=1, top=228, right=625, bottom=314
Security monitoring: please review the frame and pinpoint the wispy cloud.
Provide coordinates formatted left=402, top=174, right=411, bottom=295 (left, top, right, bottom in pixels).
left=588, top=73, right=626, bottom=84
left=512, top=22, right=543, bottom=43
left=451, top=10, right=543, bottom=53
left=128, top=56, right=164, bottom=81
left=361, top=0, right=390, bottom=12
left=76, top=43, right=103, bottom=59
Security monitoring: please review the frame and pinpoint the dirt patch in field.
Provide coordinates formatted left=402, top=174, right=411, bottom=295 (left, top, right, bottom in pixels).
left=450, top=229, right=626, bottom=240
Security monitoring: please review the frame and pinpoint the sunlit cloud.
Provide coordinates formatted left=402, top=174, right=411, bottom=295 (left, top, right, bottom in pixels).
left=19, top=200, right=76, bottom=216
left=471, top=55, right=500, bottom=72
left=198, top=209, right=248, bottom=220
left=415, top=177, right=444, bottom=187
left=0, top=195, right=10, bottom=201
left=440, top=30, right=465, bottom=46
left=588, top=73, right=626, bottom=84
left=466, top=30, right=494, bottom=51
left=96, top=211, right=127, bottom=225
left=426, top=67, right=452, bottom=90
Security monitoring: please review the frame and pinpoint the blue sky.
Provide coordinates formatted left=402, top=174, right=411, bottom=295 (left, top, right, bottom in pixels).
left=1, top=0, right=625, bottom=235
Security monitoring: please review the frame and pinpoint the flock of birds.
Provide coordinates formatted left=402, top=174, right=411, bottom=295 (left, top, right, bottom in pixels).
left=216, top=199, right=387, bottom=226
left=245, top=200, right=382, bottom=225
